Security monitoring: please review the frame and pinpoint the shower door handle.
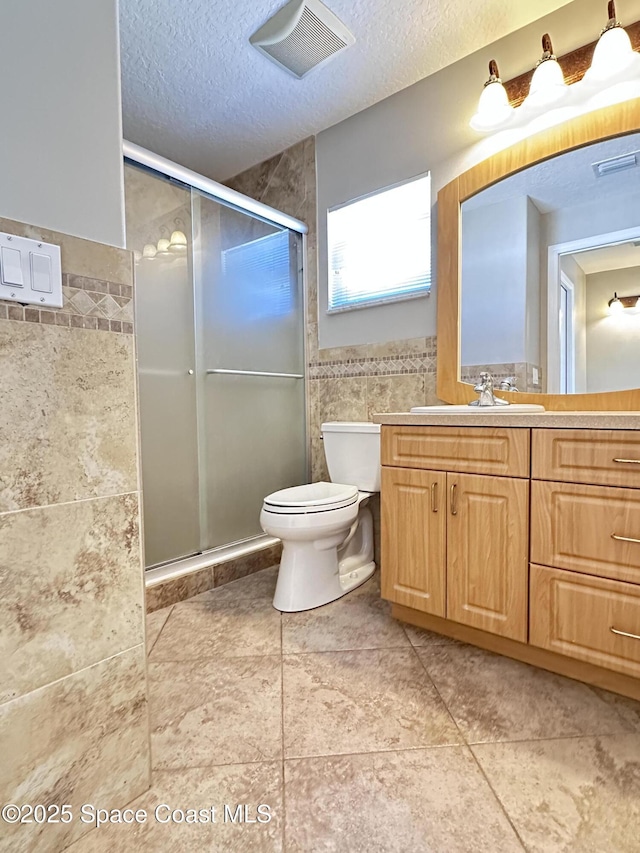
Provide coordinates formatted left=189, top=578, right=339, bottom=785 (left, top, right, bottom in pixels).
left=187, top=369, right=194, bottom=375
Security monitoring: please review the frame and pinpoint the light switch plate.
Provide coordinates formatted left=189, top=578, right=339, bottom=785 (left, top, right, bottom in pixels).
left=0, top=232, right=62, bottom=308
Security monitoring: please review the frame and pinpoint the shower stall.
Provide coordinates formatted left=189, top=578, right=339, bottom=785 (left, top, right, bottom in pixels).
left=123, top=144, right=307, bottom=576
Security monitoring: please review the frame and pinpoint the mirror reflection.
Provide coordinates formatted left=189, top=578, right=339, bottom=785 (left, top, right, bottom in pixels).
left=460, top=132, right=640, bottom=394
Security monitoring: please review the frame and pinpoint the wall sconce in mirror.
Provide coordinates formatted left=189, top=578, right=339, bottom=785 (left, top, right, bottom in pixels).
left=608, top=291, right=640, bottom=313
left=470, top=1, right=640, bottom=134
left=169, top=230, right=187, bottom=252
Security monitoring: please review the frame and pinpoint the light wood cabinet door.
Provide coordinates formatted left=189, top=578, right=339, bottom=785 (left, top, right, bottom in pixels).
left=381, top=466, right=446, bottom=617
left=382, top=426, right=530, bottom=478
left=447, top=473, right=529, bottom=641
left=531, top=480, right=640, bottom=585
left=530, top=564, right=640, bottom=679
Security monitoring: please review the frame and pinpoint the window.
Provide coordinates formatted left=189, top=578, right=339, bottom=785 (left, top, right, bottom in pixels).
left=327, top=173, right=431, bottom=312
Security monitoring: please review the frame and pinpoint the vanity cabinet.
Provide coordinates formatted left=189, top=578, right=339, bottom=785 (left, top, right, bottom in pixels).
left=380, top=421, right=640, bottom=700
left=381, top=426, right=529, bottom=641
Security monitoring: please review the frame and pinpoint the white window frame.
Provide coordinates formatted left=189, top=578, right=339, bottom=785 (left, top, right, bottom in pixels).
left=326, top=173, right=432, bottom=314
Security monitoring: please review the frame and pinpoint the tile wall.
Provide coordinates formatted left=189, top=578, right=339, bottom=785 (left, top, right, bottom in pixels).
left=0, top=218, right=150, bottom=851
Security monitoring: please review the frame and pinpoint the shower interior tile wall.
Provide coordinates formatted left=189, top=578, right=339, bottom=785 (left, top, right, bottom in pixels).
left=225, top=138, right=443, bottom=492
left=0, top=217, right=150, bottom=851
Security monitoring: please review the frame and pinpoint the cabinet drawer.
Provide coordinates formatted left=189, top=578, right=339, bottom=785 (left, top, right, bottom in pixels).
left=533, top=429, right=640, bottom=488
left=531, top=480, right=640, bottom=585
left=381, top=426, right=529, bottom=478
left=530, top=564, right=640, bottom=678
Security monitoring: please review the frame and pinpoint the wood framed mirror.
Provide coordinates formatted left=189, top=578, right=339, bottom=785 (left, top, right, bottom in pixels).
left=437, top=98, right=640, bottom=411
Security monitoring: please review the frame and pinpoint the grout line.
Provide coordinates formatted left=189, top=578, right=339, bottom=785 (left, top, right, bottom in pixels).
left=467, top=746, right=529, bottom=852
left=1, top=642, right=146, bottom=708
left=280, top=610, right=287, bottom=852
left=149, top=757, right=284, bottom=773
left=0, top=489, right=139, bottom=518
left=411, top=643, right=464, bottom=741
left=146, top=605, right=174, bottom=657
left=283, top=743, right=468, bottom=763
left=413, top=647, right=528, bottom=849
left=147, top=652, right=283, bottom=666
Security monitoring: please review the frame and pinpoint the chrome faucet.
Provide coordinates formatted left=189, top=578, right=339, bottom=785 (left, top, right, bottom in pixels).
left=498, top=376, right=519, bottom=392
left=469, top=372, right=510, bottom=407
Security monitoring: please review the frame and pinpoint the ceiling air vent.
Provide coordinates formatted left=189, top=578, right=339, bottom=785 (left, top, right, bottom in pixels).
left=250, top=0, right=355, bottom=79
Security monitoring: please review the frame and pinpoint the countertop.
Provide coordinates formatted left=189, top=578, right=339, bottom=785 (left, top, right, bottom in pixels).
left=372, top=411, right=640, bottom=429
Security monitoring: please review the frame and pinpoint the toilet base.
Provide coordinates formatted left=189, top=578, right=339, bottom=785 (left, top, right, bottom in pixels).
left=272, top=505, right=375, bottom=612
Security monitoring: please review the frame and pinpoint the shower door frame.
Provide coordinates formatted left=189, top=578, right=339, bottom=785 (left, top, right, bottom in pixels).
left=123, top=141, right=310, bottom=586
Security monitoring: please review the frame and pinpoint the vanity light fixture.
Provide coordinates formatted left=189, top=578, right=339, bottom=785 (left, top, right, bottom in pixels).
left=156, top=237, right=172, bottom=256
left=607, top=291, right=640, bottom=312
left=469, top=60, right=515, bottom=131
left=142, top=243, right=157, bottom=260
left=521, top=34, right=568, bottom=110
left=584, top=0, right=636, bottom=83
left=469, top=1, right=640, bottom=134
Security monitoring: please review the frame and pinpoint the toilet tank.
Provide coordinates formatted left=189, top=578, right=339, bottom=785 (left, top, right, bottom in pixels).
left=321, top=422, right=381, bottom=492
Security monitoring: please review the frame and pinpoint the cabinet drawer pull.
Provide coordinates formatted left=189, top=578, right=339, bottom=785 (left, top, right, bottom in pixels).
left=613, top=458, right=640, bottom=465
left=431, top=482, right=438, bottom=513
left=610, top=626, right=640, bottom=641
left=450, top=484, right=457, bottom=516
left=611, top=533, right=640, bottom=544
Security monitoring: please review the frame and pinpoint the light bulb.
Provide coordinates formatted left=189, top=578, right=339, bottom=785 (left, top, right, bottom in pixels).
left=588, top=26, right=635, bottom=81
left=169, top=230, right=187, bottom=251
left=142, top=243, right=157, bottom=260
left=585, top=1, right=636, bottom=83
left=470, top=60, right=515, bottom=131
left=156, top=237, right=172, bottom=256
left=608, top=292, right=624, bottom=314
left=522, top=34, right=568, bottom=110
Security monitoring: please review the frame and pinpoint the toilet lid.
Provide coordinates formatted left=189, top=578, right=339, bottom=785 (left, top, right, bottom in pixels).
left=263, top=482, right=358, bottom=514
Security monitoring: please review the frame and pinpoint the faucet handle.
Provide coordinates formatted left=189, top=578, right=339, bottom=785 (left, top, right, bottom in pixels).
left=499, top=376, right=519, bottom=392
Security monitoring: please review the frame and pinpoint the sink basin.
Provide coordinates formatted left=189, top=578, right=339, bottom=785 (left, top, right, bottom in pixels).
left=410, top=404, right=545, bottom=413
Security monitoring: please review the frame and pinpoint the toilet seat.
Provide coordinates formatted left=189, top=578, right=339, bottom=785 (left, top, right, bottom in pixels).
left=263, top=481, right=358, bottom=514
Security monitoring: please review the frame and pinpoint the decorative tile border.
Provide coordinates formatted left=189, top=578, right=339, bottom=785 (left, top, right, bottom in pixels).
left=0, top=273, right=133, bottom=334
left=310, top=351, right=436, bottom=380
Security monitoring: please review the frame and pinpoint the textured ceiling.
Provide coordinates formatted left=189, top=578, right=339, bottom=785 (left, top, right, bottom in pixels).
left=463, top=133, right=640, bottom=215
left=119, top=0, right=574, bottom=181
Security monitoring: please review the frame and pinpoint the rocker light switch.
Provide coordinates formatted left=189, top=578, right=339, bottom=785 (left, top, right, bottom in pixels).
left=31, top=253, right=53, bottom=293
left=1, top=246, right=24, bottom=286
left=0, top=232, right=62, bottom=308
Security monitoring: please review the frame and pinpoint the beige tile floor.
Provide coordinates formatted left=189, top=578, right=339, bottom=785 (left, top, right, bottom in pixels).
left=72, top=567, right=640, bottom=852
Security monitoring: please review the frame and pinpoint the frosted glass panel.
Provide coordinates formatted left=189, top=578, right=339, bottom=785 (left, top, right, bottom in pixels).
left=202, top=204, right=303, bottom=374
left=195, top=193, right=306, bottom=548
left=203, top=375, right=306, bottom=547
left=124, top=164, right=200, bottom=567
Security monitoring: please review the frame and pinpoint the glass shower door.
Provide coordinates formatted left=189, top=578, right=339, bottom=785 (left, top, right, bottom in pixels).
left=124, top=164, right=201, bottom=567
left=194, top=194, right=306, bottom=549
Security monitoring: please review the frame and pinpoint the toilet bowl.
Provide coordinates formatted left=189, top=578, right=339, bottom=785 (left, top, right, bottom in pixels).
left=260, top=422, right=380, bottom=612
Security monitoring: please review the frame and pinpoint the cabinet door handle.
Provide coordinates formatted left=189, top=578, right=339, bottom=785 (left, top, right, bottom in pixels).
left=611, top=533, right=640, bottom=544
left=450, top=484, right=457, bottom=516
left=431, top=482, right=438, bottom=513
left=613, top=458, right=640, bottom=465
left=610, top=626, right=640, bottom=641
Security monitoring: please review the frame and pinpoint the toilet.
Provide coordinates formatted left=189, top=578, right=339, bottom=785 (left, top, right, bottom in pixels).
left=260, top=421, right=381, bottom=612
